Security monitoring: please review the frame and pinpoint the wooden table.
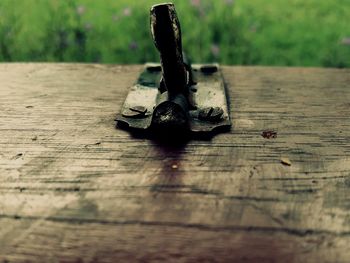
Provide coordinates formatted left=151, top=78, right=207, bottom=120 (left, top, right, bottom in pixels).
left=0, top=64, right=349, bottom=262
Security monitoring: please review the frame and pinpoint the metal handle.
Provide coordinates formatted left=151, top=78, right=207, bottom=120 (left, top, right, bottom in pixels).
left=150, top=3, right=188, bottom=96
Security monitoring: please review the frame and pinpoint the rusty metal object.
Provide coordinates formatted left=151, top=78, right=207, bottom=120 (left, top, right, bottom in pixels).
left=116, top=63, right=230, bottom=133
left=150, top=3, right=188, bottom=96
left=116, top=3, right=231, bottom=135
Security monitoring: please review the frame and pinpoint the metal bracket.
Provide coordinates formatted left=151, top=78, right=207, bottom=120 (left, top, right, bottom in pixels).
left=116, top=3, right=231, bottom=134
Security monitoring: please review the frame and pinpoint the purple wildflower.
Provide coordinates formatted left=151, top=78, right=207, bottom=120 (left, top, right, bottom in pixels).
left=85, top=23, right=93, bottom=31
left=112, top=14, right=119, bottom=22
left=341, top=37, right=350, bottom=45
left=190, top=0, right=201, bottom=7
left=250, top=25, right=257, bottom=32
left=123, top=7, right=132, bottom=17
left=129, top=41, right=138, bottom=50
left=211, top=44, right=220, bottom=57
left=190, top=0, right=206, bottom=18
left=76, top=5, right=85, bottom=15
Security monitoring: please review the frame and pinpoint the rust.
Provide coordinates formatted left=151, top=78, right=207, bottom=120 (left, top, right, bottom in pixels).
left=261, top=130, right=277, bottom=139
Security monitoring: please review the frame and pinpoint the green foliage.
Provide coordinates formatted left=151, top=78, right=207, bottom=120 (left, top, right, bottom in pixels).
left=0, top=0, right=349, bottom=67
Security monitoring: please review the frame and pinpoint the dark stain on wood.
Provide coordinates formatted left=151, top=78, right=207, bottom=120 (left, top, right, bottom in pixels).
left=262, top=130, right=277, bottom=139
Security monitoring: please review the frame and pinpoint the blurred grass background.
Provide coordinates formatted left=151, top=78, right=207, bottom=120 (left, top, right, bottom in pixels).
left=0, top=0, right=349, bottom=67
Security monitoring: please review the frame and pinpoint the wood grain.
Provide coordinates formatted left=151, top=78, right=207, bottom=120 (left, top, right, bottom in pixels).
left=0, top=63, right=349, bottom=262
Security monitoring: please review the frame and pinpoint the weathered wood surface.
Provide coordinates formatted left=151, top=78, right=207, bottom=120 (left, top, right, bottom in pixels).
left=0, top=64, right=349, bottom=263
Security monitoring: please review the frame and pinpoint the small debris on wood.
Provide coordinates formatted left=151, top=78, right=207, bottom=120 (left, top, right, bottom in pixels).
left=84, top=141, right=101, bottom=147
left=261, top=130, right=277, bottom=139
left=13, top=153, right=23, bottom=160
left=31, top=135, right=38, bottom=141
left=281, top=157, right=292, bottom=166
left=171, top=164, right=178, bottom=169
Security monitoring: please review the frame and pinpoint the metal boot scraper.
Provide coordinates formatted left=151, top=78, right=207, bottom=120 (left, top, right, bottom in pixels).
left=116, top=3, right=231, bottom=135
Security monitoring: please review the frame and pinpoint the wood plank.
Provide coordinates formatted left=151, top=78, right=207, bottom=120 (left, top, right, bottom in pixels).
left=0, top=63, right=349, bottom=262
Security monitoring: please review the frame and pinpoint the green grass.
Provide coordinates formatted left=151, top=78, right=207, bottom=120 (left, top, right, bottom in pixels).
left=0, top=0, right=349, bottom=67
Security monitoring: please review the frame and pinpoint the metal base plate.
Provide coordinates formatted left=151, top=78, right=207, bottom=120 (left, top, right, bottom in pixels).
left=116, top=63, right=231, bottom=133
